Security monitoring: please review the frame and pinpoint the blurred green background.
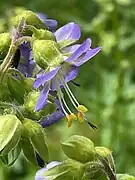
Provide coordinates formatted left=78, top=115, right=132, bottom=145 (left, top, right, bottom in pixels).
left=0, top=0, right=135, bottom=179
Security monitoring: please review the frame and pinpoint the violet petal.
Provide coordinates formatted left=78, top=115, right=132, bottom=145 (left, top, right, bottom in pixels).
left=35, top=83, right=50, bottom=112
left=65, top=38, right=91, bottom=63
left=74, top=46, right=102, bottom=67
left=64, top=65, right=79, bottom=83
left=34, top=67, right=60, bottom=89
left=55, top=22, right=81, bottom=42
left=41, top=110, right=64, bottom=127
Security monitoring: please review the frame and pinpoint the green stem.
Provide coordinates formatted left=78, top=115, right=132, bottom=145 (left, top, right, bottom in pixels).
left=0, top=36, right=32, bottom=83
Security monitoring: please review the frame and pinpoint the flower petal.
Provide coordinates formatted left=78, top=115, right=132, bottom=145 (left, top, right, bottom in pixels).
left=40, top=110, right=64, bottom=127
left=64, top=65, right=79, bottom=83
left=73, top=46, right=102, bottom=67
left=36, top=13, right=58, bottom=31
left=35, top=83, right=50, bottom=111
left=55, top=22, right=81, bottom=42
left=35, top=161, right=61, bottom=180
left=34, top=67, right=60, bottom=89
left=65, top=38, right=91, bottom=63
left=61, top=44, right=81, bottom=54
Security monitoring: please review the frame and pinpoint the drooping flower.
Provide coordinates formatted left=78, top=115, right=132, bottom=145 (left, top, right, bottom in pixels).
left=34, top=22, right=101, bottom=128
left=35, top=161, right=61, bottom=180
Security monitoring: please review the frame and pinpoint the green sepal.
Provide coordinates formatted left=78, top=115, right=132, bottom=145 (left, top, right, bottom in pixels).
left=58, top=39, right=78, bottom=49
left=82, top=161, right=107, bottom=180
left=61, top=135, right=96, bottom=163
left=23, top=91, right=56, bottom=120
left=11, top=10, right=47, bottom=35
left=0, top=114, right=22, bottom=152
left=32, top=39, right=63, bottom=70
left=0, top=33, right=11, bottom=60
left=31, top=27, right=56, bottom=41
left=23, top=77, right=35, bottom=93
left=0, top=144, right=21, bottom=166
left=7, top=75, right=25, bottom=104
left=22, top=119, right=49, bottom=163
left=43, top=159, right=84, bottom=180
left=117, top=174, right=135, bottom=180
left=95, top=146, right=116, bottom=174
left=20, top=137, right=38, bottom=166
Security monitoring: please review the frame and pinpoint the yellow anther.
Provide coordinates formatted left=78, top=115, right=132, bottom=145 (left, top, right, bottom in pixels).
left=77, top=105, right=88, bottom=113
left=77, top=112, right=85, bottom=123
left=66, top=113, right=77, bottom=128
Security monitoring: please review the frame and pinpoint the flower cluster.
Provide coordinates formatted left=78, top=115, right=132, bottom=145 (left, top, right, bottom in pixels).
left=0, top=8, right=101, bottom=169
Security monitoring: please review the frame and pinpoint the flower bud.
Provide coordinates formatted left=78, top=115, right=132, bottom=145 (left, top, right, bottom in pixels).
left=32, top=40, right=63, bottom=70
left=61, top=135, right=96, bottom=163
left=117, top=174, right=135, bottom=180
left=0, top=33, right=11, bottom=60
left=23, top=91, right=56, bottom=120
left=0, top=115, right=22, bottom=155
left=22, top=118, right=49, bottom=163
left=11, top=10, right=46, bottom=34
left=43, top=159, right=84, bottom=180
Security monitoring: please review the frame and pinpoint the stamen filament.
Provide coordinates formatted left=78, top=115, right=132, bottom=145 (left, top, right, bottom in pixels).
left=56, top=79, right=70, bottom=116
left=60, top=75, right=79, bottom=106
left=59, top=75, right=78, bottom=110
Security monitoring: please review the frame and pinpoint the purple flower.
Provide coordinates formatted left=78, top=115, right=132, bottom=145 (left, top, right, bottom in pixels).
left=34, top=22, right=101, bottom=128
left=35, top=161, right=61, bottom=180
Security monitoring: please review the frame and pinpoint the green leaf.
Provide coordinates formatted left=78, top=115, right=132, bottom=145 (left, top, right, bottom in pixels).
left=22, top=119, right=49, bottom=163
left=0, top=114, right=21, bottom=152
left=0, top=144, right=21, bottom=166
left=61, top=135, right=96, bottom=163
left=1, top=120, right=22, bottom=155
left=7, top=75, right=25, bottom=104
left=21, top=137, right=38, bottom=166
left=43, top=159, right=84, bottom=180
left=117, top=174, right=135, bottom=180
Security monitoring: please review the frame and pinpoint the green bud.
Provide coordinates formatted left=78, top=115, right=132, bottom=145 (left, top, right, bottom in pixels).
left=43, top=159, right=84, bottom=180
left=0, top=115, right=22, bottom=153
left=23, top=91, right=56, bottom=120
left=32, top=40, right=63, bottom=70
left=22, top=119, right=49, bottom=163
left=11, top=10, right=47, bottom=35
left=0, top=144, right=21, bottom=166
left=7, top=75, right=25, bottom=104
left=117, top=174, right=135, bottom=180
left=61, top=135, right=96, bottom=163
left=0, top=33, right=11, bottom=60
